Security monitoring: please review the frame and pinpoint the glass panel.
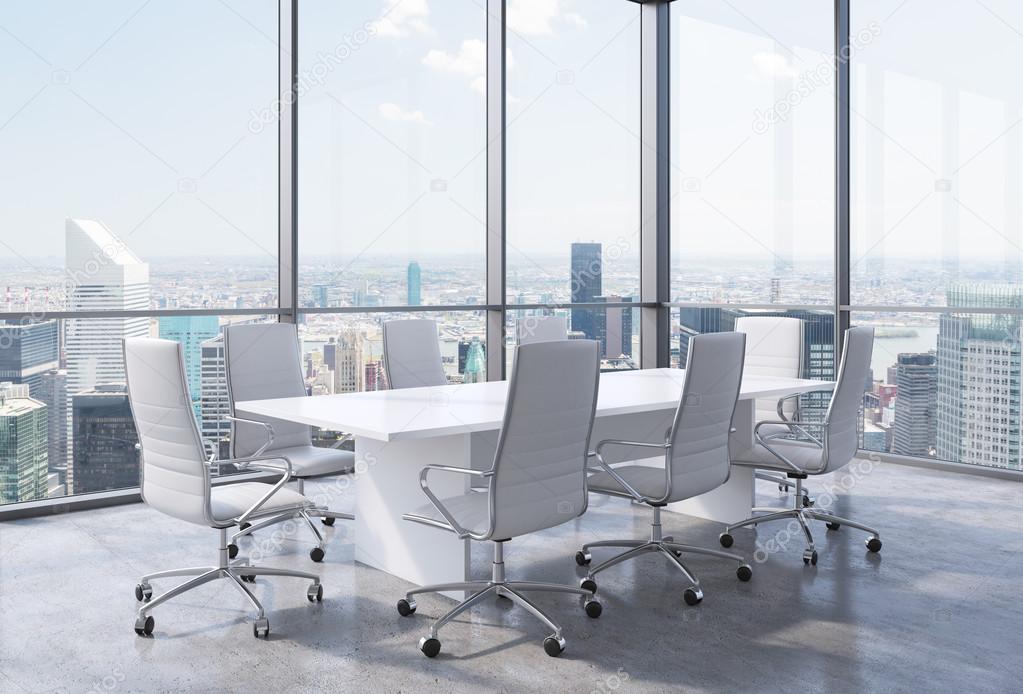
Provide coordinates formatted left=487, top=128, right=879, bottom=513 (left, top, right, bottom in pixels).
left=0, top=315, right=275, bottom=506
left=670, top=1, right=835, bottom=305
left=505, top=1, right=641, bottom=304
left=297, top=1, right=486, bottom=308
left=674, top=307, right=836, bottom=422
left=505, top=307, right=639, bottom=375
left=851, top=1, right=1023, bottom=306
left=298, top=310, right=487, bottom=389
left=0, top=2, right=280, bottom=312
left=853, top=308, right=1023, bottom=471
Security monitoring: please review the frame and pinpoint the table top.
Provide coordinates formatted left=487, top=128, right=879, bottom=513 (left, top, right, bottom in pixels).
left=237, top=368, right=833, bottom=443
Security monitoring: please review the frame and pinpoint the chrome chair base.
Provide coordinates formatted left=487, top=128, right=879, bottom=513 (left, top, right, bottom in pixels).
left=721, top=478, right=882, bottom=565
left=133, top=528, right=323, bottom=638
left=396, top=542, right=601, bottom=658
left=577, top=506, right=752, bottom=605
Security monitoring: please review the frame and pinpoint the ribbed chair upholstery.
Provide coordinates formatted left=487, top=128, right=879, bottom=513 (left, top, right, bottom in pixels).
left=576, top=332, right=753, bottom=605
left=516, top=315, right=568, bottom=345
left=396, top=340, right=602, bottom=658
left=734, top=316, right=816, bottom=503
left=224, top=323, right=355, bottom=562
left=123, top=338, right=323, bottom=639
left=382, top=319, right=447, bottom=389
left=719, top=327, right=883, bottom=566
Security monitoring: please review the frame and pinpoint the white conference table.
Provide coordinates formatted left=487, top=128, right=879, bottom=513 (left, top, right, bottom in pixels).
left=237, top=368, right=832, bottom=594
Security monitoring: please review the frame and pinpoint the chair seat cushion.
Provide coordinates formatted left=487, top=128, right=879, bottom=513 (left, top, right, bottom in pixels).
left=732, top=439, right=825, bottom=473
left=587, top=461, right=668, bottom=500
left=406, top=492, right=490, bottom=536
left=267, top=446, right=355, bottom=478
left=210, top=482, right=310, bottom=523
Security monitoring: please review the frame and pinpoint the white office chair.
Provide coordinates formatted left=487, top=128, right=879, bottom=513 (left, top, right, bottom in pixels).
left=395, top=340, right=603, bottom=658
left=123, top=338, right=323, bottom=639
left=734, top=316, right=814, bottom=504
left=516, top=315, right=568, bottom=345
left=381, top=318, right=447, bottom=389
left=577, top=332, right=753, bottom=606
left=719, top=327, right=883, bottom=566
left=224, top=323, right=355, bottom=562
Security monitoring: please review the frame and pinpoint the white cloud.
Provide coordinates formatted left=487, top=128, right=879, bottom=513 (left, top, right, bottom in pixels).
left=372, top=0, right=431, bottom=38
left=423, top=39, right=485, bottom=76
left=378, top=102, right=430, bottom=124
left=507, top=0, right=585, bottom=36
left=751, top=52, right=797, bottom=80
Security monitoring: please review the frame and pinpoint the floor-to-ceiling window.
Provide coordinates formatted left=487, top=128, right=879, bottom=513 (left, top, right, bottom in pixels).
left=850, top=0, right=1023, bottom=471
left=668, top=0, right=837, bottom=421
left=0, top=1, right=281, bottom=505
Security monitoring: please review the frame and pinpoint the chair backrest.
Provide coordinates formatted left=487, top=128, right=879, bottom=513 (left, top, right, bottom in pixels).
left=822, top=326, right=874, bottom=472
left=516, top=315, right=568, bottom=345
left=664, top=332, right=746, bottom=503
left=382, top=319, right=447, bottom=389
left=734, top=316, right=803, bottom=422
left=487, top=340, right=600, bottom=541
left=123, top=338, right=210, bottom=525
left=224, top=323, right=312, bottom=458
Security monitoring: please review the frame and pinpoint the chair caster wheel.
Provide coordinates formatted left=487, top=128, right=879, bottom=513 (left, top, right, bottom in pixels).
left=803, top=549, right=818, bottom=566
left=228, top=544, right=239, bottom=559
left=253, top=618, right=270, bottom=639
left=719, top=533, right=734, bottom=548
left=307, top=584, right=323, bottom=602
left=826, top=522, right=841, bottom=531
left=579, top=577, right=597, bottom=594
left=683, top=587, right=703, bottom=606
left=778, top=483, right=786, bottom=492
left=309, top=547, right=325, bottom=562
left=419, top=636, right=441, bottom=658
left=543, top=635, right=566, bottom=657
left=866, top=536, right=882, bottom=553
left=134, top=583, right=152, bottom=602
left=736, top=564, right=753, bottom=582
left=802, top=495, right=814, bottom=507
left=321, top=516, right=336, bottom=527
left=134, top=615, right=154, bottom=636
left=240, top=574, right=256, bottom=583
left=584, top=599, right=602, bottom=618
left=397, top=598, right=417, bottom=616
left=574, top=550, right=591, bottom=566
left=239, top=522, right=251, bottom=531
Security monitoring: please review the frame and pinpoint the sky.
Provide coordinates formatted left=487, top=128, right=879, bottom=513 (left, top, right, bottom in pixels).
left=2, top=0, right=1023, bottom=272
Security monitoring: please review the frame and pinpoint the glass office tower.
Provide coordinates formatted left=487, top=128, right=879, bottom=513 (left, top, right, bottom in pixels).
left=0, top=383, right=48, bottom=504
left=570, top=243, right=603, bottom=345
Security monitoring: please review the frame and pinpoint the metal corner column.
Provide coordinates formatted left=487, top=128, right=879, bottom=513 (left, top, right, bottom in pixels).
left=835, top=0, right=851, bottom=354
left=486, top=0, right=507, bottom=380
left=279, top=0, right=299, bottom=324
left=640, top=1, right=671, bottom=369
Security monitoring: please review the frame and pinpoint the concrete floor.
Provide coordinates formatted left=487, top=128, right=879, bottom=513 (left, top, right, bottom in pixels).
left=1, top=461, right=1020, bottom=694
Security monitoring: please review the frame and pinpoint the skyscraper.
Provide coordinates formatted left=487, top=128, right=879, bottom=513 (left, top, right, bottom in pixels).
left=892, top=352, right=937, bottom=457
left=0, top=382, right=48, bottom=504
left=0, top=320, right=59, bottom=397
left=407, top=261, right=422, bottom=306
left=158, top=315, right=219, bottom=416
left=199, top=335, right=231, bottom=457
left=334, top=331, right=363, bottom=393
left=937, top=284, right=1023, bottom=470
left=462, top=338, right=485, bottom=384
left=570, top=243, right=602, bottom=341
left=39, top=369, right=67, bottom=484
left=71, top=384, right=138, bottom=494
left=65, top=219, right=149, bottom=491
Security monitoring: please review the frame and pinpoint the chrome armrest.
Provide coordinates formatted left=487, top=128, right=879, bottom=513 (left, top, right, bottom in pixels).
left=589, top=438, right=670, bottom=504
left=228, top=454, right=295, bottom=526
left=775, top=394, right=802, bottom=421
left=201, top=437, right=220, bottom=463
left=753, top=420, right=826, bottom=474
left=225, top=415, right=275, bottom=458
left=419, top=465, right=493, bottom=539
left=330, top=433, right=354, bottom=449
